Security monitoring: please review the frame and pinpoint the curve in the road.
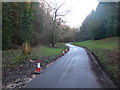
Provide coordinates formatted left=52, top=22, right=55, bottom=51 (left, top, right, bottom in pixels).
left=24, top=43, right=115, bottom=88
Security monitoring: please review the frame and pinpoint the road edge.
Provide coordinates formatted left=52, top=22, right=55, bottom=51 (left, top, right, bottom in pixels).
left=83, top=47, right=117, bottom=88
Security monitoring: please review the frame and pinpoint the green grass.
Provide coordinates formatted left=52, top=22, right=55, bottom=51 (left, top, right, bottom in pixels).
left=73, top=37, right=118, bottom=50
left=72, top=37, right=120, bottom=86
left=2, top=43, right=67, bottom=67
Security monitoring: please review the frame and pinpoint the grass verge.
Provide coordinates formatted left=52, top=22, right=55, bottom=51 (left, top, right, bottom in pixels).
left=72, top=37, right=120, bottom=86
left=2, top=43, right=68, bottom=68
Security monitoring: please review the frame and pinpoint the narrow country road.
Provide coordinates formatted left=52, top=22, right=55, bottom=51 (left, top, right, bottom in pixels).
left=24, top=43, right=115, bottom=88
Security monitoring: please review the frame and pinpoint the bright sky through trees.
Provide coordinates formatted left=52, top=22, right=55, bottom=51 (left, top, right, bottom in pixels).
left=46, top=0, right=99, bottom=28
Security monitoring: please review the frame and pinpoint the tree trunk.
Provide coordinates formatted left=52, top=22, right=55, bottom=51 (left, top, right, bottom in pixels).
left=51, top=42, right=54, bottom=47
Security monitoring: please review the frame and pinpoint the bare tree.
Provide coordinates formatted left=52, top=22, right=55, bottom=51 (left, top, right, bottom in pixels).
left=44, top=0, right=71, bottom=47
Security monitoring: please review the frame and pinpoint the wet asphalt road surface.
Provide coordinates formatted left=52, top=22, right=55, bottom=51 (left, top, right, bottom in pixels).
left=25, top=43, right=115, bottom=88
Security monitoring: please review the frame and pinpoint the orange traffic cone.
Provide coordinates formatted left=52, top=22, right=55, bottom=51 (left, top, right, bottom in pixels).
left=65, top=49, right=68, bottom=53
left=62, top=51, right=65, bottom=56
left=35, top=60, right=43, bottom=74
left=28, top=59, right=35, bottom=63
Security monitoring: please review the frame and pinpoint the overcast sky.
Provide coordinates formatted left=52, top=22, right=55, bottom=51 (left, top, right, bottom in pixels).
left=46, top=0, right=99, bottom=28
